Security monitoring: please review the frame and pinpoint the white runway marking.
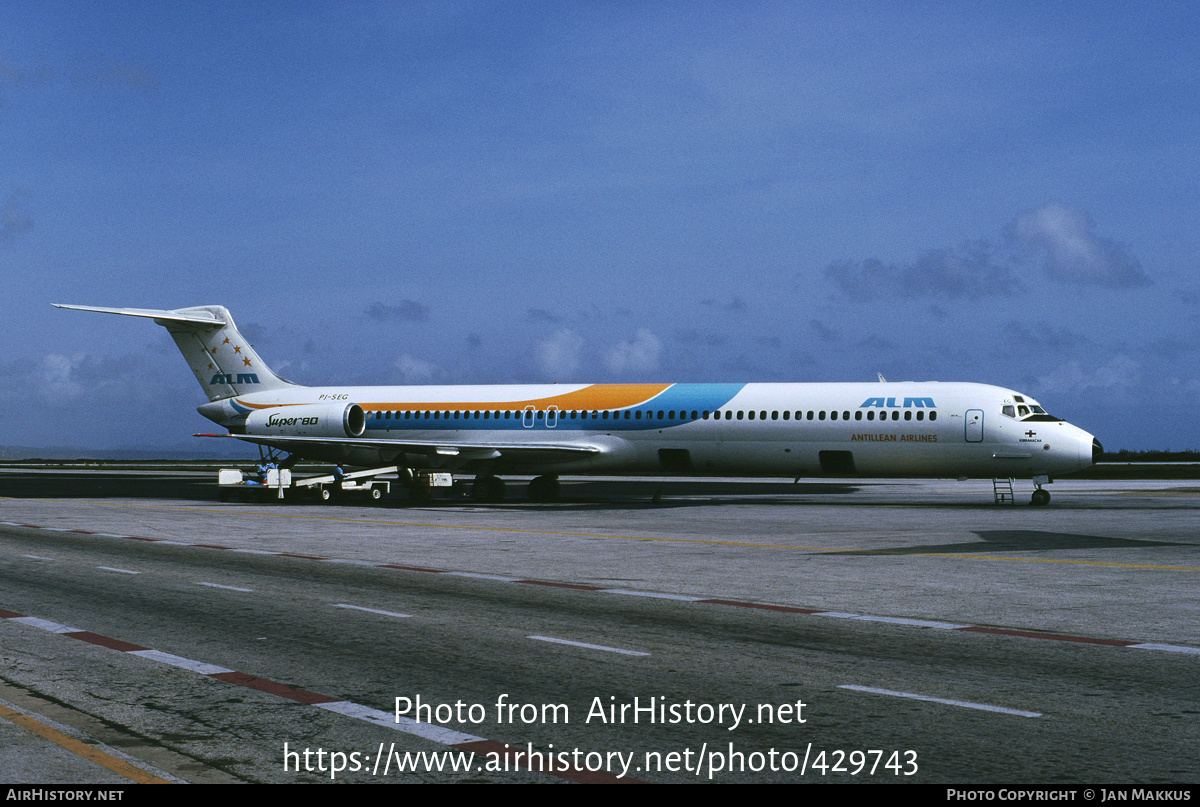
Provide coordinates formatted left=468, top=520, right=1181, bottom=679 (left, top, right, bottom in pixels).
left=1129, top=643, right=1200, bottom=654
left=11, top=617, right=83, bottom=634
left=195, top=581, right=253, bottom=592
left=332, top=603, right=412, bottom=619
left=601, top=589, right=704, bottom=601
left=130, top=649, right=234, bottom=675
left=528, top=635, right=650, bottom=656
left=839, top=685, right=1042, bottom=717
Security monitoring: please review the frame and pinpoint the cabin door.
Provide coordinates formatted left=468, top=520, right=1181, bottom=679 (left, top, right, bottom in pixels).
left=965, top=409, right=984, bottom=442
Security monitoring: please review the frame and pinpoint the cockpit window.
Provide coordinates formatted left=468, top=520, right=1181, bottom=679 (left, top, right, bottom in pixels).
left=1016, top=401, right=1061, bottom=422
left=1009, top=394, right=1063, bottom=422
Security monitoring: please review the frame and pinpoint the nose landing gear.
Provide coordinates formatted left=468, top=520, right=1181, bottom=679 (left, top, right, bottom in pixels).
left=1030, top=474, right=1052, bottom=506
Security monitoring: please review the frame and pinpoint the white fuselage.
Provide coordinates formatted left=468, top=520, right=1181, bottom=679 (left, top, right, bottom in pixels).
left=56, top=305, right=1101, bottom=502
left=205, top=380, right=1098, bottom=479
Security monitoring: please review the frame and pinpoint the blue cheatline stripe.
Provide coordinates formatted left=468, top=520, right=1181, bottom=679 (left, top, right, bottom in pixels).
left=362, top=383, right=746, bottom=433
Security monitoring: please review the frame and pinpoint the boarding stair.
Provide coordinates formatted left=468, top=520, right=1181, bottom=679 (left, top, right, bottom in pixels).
left=992, top=478, right=1016, bottom=504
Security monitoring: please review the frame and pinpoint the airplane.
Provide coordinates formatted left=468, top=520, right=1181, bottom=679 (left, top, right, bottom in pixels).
left=55, top=303, right=1102, bottom=505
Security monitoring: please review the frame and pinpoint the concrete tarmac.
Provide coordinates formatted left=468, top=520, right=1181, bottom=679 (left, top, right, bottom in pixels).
left=1, top=470, right=1197, bottom=783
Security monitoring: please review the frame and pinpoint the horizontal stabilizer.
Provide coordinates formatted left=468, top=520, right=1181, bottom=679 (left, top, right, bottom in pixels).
left=53, top=304, right=226, bottom=327
left=56, top=303, right=295, bottom=401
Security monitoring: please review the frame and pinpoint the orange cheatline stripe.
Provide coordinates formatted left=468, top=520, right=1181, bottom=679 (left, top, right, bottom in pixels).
left=236, top=383, right=675, bottom=413
left=362, top=383, right=674, bottom=412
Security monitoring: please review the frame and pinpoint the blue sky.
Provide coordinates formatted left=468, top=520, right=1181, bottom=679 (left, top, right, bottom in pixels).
left=3, top=2, right=1197, bottom=453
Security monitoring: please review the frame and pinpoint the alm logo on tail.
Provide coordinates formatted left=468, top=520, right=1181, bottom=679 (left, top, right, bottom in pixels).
left=210, top=373, right=260, bottom=385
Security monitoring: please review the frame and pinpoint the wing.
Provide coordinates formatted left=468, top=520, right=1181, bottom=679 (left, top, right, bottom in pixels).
left=200, top=432, right=603, bottom=467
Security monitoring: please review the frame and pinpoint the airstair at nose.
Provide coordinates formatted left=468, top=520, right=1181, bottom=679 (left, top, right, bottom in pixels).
left=992, top=477, right=1016, bottom=504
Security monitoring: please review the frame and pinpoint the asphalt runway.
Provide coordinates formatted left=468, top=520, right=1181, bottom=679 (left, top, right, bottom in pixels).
left=1, top=470, right=1197, bottom=784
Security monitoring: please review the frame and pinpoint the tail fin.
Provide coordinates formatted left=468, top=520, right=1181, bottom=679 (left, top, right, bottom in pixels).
left=54, top=304, right=297, bottom=401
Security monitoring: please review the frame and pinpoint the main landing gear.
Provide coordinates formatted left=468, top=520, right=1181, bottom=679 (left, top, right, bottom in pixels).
left=527, top=475, right=561, bottom=503
left=471, top=475, right=507, bottom=502
left=470, top=474, right=560, bottom=503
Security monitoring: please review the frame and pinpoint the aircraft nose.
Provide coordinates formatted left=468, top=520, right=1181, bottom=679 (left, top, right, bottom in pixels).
left=1092, top=437, right=1104, bottom=465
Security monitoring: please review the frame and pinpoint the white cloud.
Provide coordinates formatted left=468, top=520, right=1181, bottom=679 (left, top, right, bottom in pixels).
left=534, top=329, right=584, bottom=379
left=1035, top=355, right=1139, bottom=399
left=394, top=354, right=439, bottom=384
left=604, top=328, right=662, bottom=376
left=1010, top=204, right=1149, bottom=288
left=824, top=204, right=1149, bottom=300
left=41, top=354, right=85, bottom=399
